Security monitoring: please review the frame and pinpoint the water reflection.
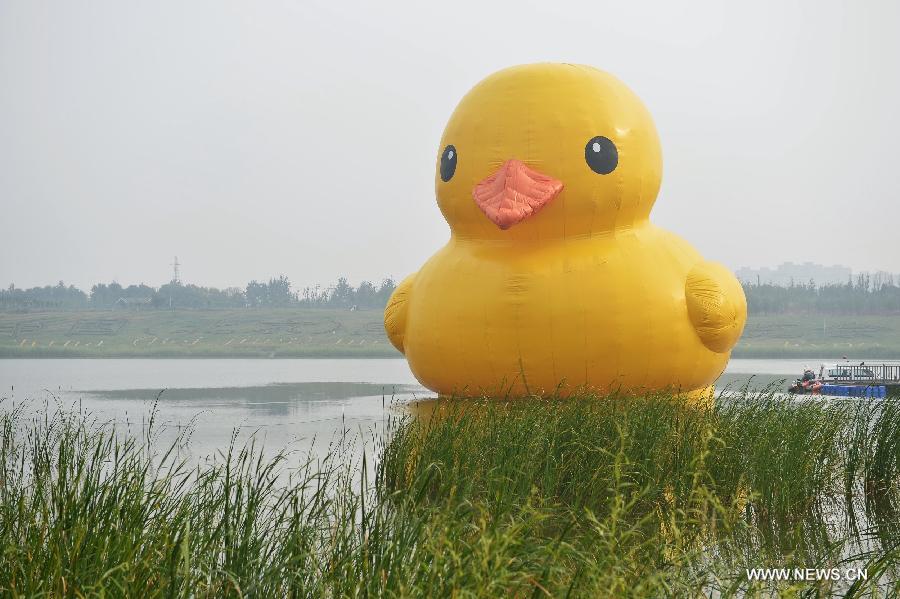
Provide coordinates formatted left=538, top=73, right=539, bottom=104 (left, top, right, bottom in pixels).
left=83, top=382, right=415, bottom=417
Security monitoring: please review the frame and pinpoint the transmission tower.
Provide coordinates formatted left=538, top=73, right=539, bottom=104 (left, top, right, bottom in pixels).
left=171, top=256, right=181, bottom=284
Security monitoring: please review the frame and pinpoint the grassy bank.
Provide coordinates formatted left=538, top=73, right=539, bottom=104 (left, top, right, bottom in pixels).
left=0, top=308, right=397, bottom=358
left=736, top=313, right=900, bottom=358
left=1, top=308, right=899, bottom=359
left=2, top=390, right=900, bottom=596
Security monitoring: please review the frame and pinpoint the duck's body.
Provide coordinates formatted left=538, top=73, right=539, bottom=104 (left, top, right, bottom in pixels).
left=385, top=64, right=746, bottom=397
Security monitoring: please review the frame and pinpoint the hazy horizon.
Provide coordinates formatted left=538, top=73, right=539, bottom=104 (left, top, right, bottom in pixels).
left=5, top=258, right=897, bottom=294
left=3, top=1, right=899, bottom=291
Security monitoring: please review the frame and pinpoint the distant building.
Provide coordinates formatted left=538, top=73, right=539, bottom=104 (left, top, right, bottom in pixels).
left=735, top=262, right=852, bottom=286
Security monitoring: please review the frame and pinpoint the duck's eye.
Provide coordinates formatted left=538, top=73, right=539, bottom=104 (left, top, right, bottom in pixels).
left=584, top=136, right=618, bottom=175
left=440, top=144, right=457, bottom=182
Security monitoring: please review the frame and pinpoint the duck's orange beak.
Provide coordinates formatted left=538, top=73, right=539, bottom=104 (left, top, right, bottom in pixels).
left=472, top=159, right=564, bottom=230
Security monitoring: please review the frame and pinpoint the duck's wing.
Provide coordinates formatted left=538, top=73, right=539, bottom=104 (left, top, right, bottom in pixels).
left=684, top=261, right=747, bottom=353
left=384, top=274, right=416, bottom=353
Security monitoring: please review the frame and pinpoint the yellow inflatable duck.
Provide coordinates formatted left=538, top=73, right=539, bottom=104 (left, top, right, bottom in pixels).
left=385, top=63, right=747, bottom=397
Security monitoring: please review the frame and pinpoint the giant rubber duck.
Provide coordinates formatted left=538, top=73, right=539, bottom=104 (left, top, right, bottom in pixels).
left=385, top=63, right=747, bottom=397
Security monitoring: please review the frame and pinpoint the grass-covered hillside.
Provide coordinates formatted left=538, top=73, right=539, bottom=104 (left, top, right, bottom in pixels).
left=2, top=391, right=899, bottom=596
left=0, top=308, right=396, bottom=358
left=738, top=313, right=900, bottom=358
left=0, top=308, right=898, bottom=358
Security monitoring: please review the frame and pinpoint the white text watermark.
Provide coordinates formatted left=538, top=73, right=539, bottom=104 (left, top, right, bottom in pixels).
left=746, top=568, right=867, bottom=582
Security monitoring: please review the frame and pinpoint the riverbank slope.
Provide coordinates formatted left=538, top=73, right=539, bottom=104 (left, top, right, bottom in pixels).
left=0, top=309, right=898, bottom=359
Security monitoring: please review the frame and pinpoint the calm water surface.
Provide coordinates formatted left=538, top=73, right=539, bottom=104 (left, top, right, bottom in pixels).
left=0, top=359, right=423, bottom=463
left=0, top=358, right=839, bottom=461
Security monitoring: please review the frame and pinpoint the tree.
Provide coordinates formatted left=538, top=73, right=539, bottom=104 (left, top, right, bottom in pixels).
left=355, top=280, right=377, bottom=308
left=330, top=277, right=353, bottom=307
left=267, top=275, right=293, bottom=306
left=245, top=280, right=268, bottom=307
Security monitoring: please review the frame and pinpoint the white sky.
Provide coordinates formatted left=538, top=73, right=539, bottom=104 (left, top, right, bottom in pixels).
left=2, top=0, right=898, bottom=290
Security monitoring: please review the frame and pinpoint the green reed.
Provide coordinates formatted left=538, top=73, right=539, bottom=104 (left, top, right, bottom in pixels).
left=1, top=388, right=899, bottom=597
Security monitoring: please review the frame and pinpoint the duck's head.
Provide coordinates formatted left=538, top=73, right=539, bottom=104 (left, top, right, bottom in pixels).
left=436, top=63, right=662, bottom=241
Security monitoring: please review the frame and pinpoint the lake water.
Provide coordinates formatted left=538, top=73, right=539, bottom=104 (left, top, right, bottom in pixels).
left=0, top=358, right=823, bottom=462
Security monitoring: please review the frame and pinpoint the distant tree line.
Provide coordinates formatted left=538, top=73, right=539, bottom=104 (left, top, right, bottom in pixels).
left=0, top=282, right=88, bottom=311
left=742, top=273, right=900, bottom=315
left=0, top=276, right=397, bottom=312
left=5, top=273, right=899, bottom=315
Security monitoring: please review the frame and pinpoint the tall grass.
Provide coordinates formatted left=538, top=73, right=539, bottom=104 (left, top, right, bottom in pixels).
left=1, top=389, right=899, bottom=597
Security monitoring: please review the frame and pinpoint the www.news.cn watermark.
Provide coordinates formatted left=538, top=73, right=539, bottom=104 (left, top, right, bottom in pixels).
left=746, top=568, right=868, bottom=582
